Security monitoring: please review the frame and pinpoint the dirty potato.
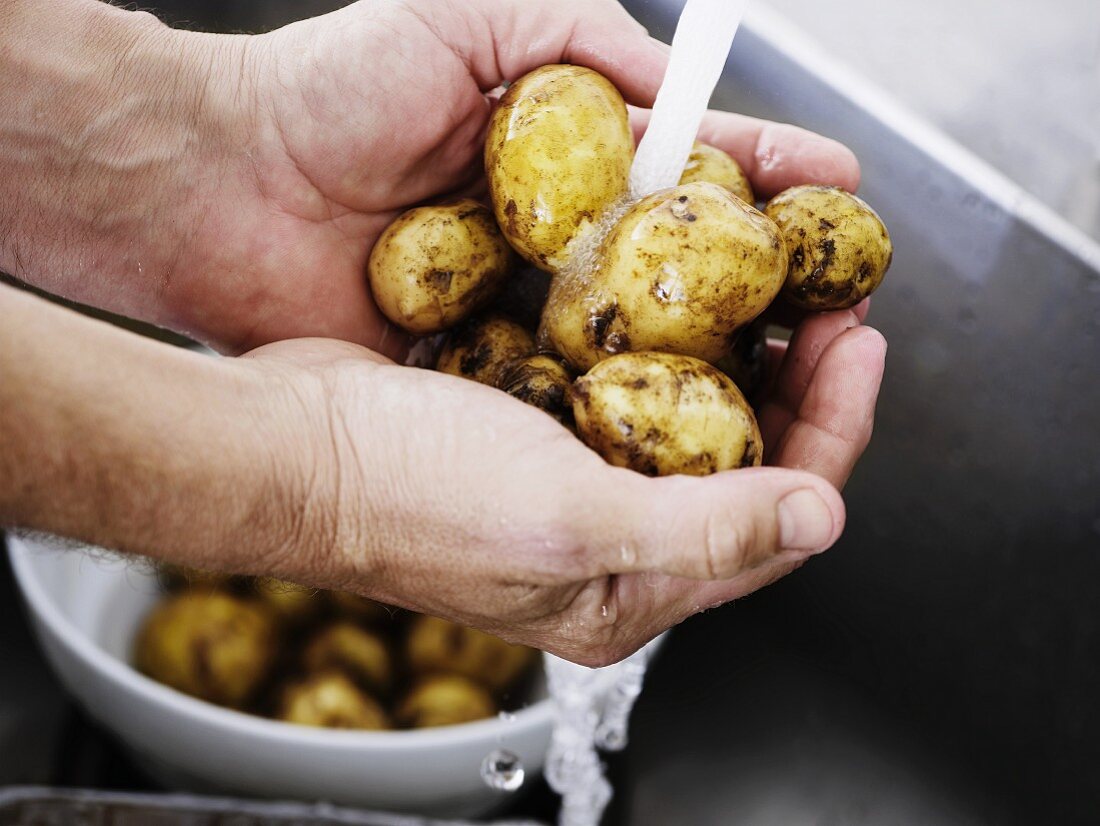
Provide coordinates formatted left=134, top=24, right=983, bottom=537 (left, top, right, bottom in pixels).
left=436, top=315, right=535, bottom=386
left=496, top=354, right=574, bottom=422
left=572, top=351, right=763, bottom=476
left=540, top=182, right=787, bottom=371
left=133, top=592, right=277, bottom=708
left=406, top=615, right=537, bottom=693
left=764, top=185, right=892, bottom=310
left=486, top=65, right=634, bottom=272
left=714, top=319, right=769, bottom=401
left=277, top=671, right=389, bottom=730
left=251, top=577, right=322, bottom=623
left=396, top=675, right=497, bottom=729
left=679, top=141, right=754, bottom=204
left=329, top=591, right=392, bottom=625
left=303, top=622, right=393, bottom=695
left=367, top=200, right=514, bottom=335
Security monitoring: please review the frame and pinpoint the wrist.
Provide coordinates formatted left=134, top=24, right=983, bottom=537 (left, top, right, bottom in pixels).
left=0, top=1, right=256, bottom=334
left=0, top=285, right=295, bottom=578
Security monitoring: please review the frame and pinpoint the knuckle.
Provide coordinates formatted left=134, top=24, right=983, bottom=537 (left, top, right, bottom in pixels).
left=702, top=507, right=756, bottom=579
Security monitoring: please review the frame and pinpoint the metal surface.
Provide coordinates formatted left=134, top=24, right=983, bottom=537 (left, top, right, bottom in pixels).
left=618, top=2, right=1100, bottom=824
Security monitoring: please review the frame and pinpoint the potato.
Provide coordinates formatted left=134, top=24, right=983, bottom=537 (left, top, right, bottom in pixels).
left=134, top=592, right=276, bottom=707
left=277, top=671, right=389, bottom=730
left=714, top=320, right=769, bottom=401
left=406, top=615, right=537, bottom=693
left=303, top=622, right=393, bottom=695
left=156, top=563, right=232, bottom=593
left=367, top=200, right=514, bottom=335
left=329, top=590, right=392, bottom=625
left=496, top=354, right=574, bottom=422
left=486, top=64, right=634, bottom=272
left=251, top=577, right=322, bottom=623
left=436, top=315, right=535, bottom=386
left=396, top=675, right=497, bottom=729
left=540, top=182, right=787, bottom=371
left=572, top=351, right=763, bottom=476
left=764, top=185, right=892, bottom=310
left=679, top=141, right=754, bottom=204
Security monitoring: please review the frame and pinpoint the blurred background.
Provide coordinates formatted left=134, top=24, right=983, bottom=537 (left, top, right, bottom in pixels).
left=3, top=0, right=1098, bottom=824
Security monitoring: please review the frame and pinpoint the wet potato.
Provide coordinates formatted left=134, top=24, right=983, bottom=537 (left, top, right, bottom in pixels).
left=134, top=592, right=277, bottom=708
left=406, top=615, right=537, bottom=694
left=714, top=319, right=769, bottom=401
left=495, top=354, right=574, bottom=422
left=302, top=622, right=393, bottom=695
left=540, top=182, right=787, bottom=371
left=765, top=184, right=892, bottom=310
left=485, top=65, right=634, bottom=272
left=435, top=314, right=535, bottom=386
left=397, top=674, right=497, bottom=729
left=252, top=577, right=322, bottom=623
left=679, top=141, right=754, bottom=204
left=572, top=351, right=764, bottom=477
left=367, top=200, right=514, bottom=335
left=277, top=671, right=389, bottom=730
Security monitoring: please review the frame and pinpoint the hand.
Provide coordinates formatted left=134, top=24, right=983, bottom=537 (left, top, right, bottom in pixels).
left=1, top=0, right=858, bottom=357
left=236, top=314, right=884, bottom=665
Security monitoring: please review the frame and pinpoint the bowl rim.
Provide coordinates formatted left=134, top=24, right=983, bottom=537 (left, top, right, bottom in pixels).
left=7, top=534, right=555, bottom=751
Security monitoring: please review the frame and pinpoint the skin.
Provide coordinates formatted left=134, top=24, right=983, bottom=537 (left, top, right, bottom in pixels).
left=0, top=0, right=886, bottom=665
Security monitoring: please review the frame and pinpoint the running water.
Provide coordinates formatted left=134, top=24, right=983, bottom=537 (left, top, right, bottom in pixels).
left=540, top=1, right=749, bottom=823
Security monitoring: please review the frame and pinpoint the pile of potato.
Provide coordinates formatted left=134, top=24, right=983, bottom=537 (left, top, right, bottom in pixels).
left=369, top=65, right=892, bottom=475
left=133, top=566, right=537, bottom=730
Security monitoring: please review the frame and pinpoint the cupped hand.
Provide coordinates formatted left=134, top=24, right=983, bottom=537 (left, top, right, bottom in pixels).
left=103, top=0, right=859, bottom=355
left=240, top=309, right=884, bottom=665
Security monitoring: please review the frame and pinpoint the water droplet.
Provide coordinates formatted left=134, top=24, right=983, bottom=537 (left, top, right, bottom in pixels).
left=600, top=605, right=608, bottom=617
left=480, top=748, right=525, bottom=792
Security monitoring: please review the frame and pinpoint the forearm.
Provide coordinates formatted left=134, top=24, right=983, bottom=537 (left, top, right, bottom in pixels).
left=0, top=283, right=291, bottom=572
left=0, top=0, right=249, bottom=334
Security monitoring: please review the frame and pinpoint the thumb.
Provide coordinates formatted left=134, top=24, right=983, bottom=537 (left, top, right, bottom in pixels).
left=574, top=467, right=845, bottom=580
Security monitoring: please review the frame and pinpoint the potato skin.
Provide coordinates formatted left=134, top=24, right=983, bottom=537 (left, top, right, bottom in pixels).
left=764, top=185, right=892, bottom=310
left=277, top=671, right=389, bottom=730
left=302, top=622, right=393, bottom=695
left=714, top=319, right=769, bottom=401
left=572, top=351, right=763, bottom=476
left=436, top=315, right=535, bottom=386
left=406, top=615, right=536, bottom=693
left=496, top=354, right=574, bottom=422
left=396, top=675, right=497, bottom=729
left=679, top=141, right=754, bottom=204
left=368, top=200, right=514, bottom=335
left=541, top=182, right=787, bottom=371
left=486, top=65, right=633, bottom=272
left=133, top=592, right=276, bottom=708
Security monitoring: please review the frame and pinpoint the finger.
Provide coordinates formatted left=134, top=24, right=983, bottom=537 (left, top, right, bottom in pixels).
left=629, top=107, right=860, bottom=198
left=441, top=0, right=669, bottom=104
left=573, top=466, right=845, bottom=582
left=772, top=325, right=887, bottom=488
left=757, top=308, right=863, bottom=450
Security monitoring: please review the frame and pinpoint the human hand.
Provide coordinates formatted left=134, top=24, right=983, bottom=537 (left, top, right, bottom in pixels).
left=234, top=315, right=883, bottom=664
left=1, top=0, right=858, bottom=356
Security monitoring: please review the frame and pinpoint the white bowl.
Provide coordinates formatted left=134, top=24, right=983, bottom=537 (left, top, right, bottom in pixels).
left=8, top=535, right=563, bottom=817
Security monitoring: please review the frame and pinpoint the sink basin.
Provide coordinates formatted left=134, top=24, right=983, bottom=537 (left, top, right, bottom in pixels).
left=616, top=3, right=1100, bottom=824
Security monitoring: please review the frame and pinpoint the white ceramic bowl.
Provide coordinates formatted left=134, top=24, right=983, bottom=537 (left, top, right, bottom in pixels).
left=8, top=535, right=562, bottom=817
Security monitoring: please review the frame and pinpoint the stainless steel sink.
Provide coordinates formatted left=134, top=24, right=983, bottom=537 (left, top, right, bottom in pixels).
left=618, top=3, right=1100, bottom=824
left=10, top=0, right=1099, bottom=823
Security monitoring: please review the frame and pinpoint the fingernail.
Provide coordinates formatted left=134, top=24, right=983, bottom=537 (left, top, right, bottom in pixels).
left=778, top=489, right=834, bottom=552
